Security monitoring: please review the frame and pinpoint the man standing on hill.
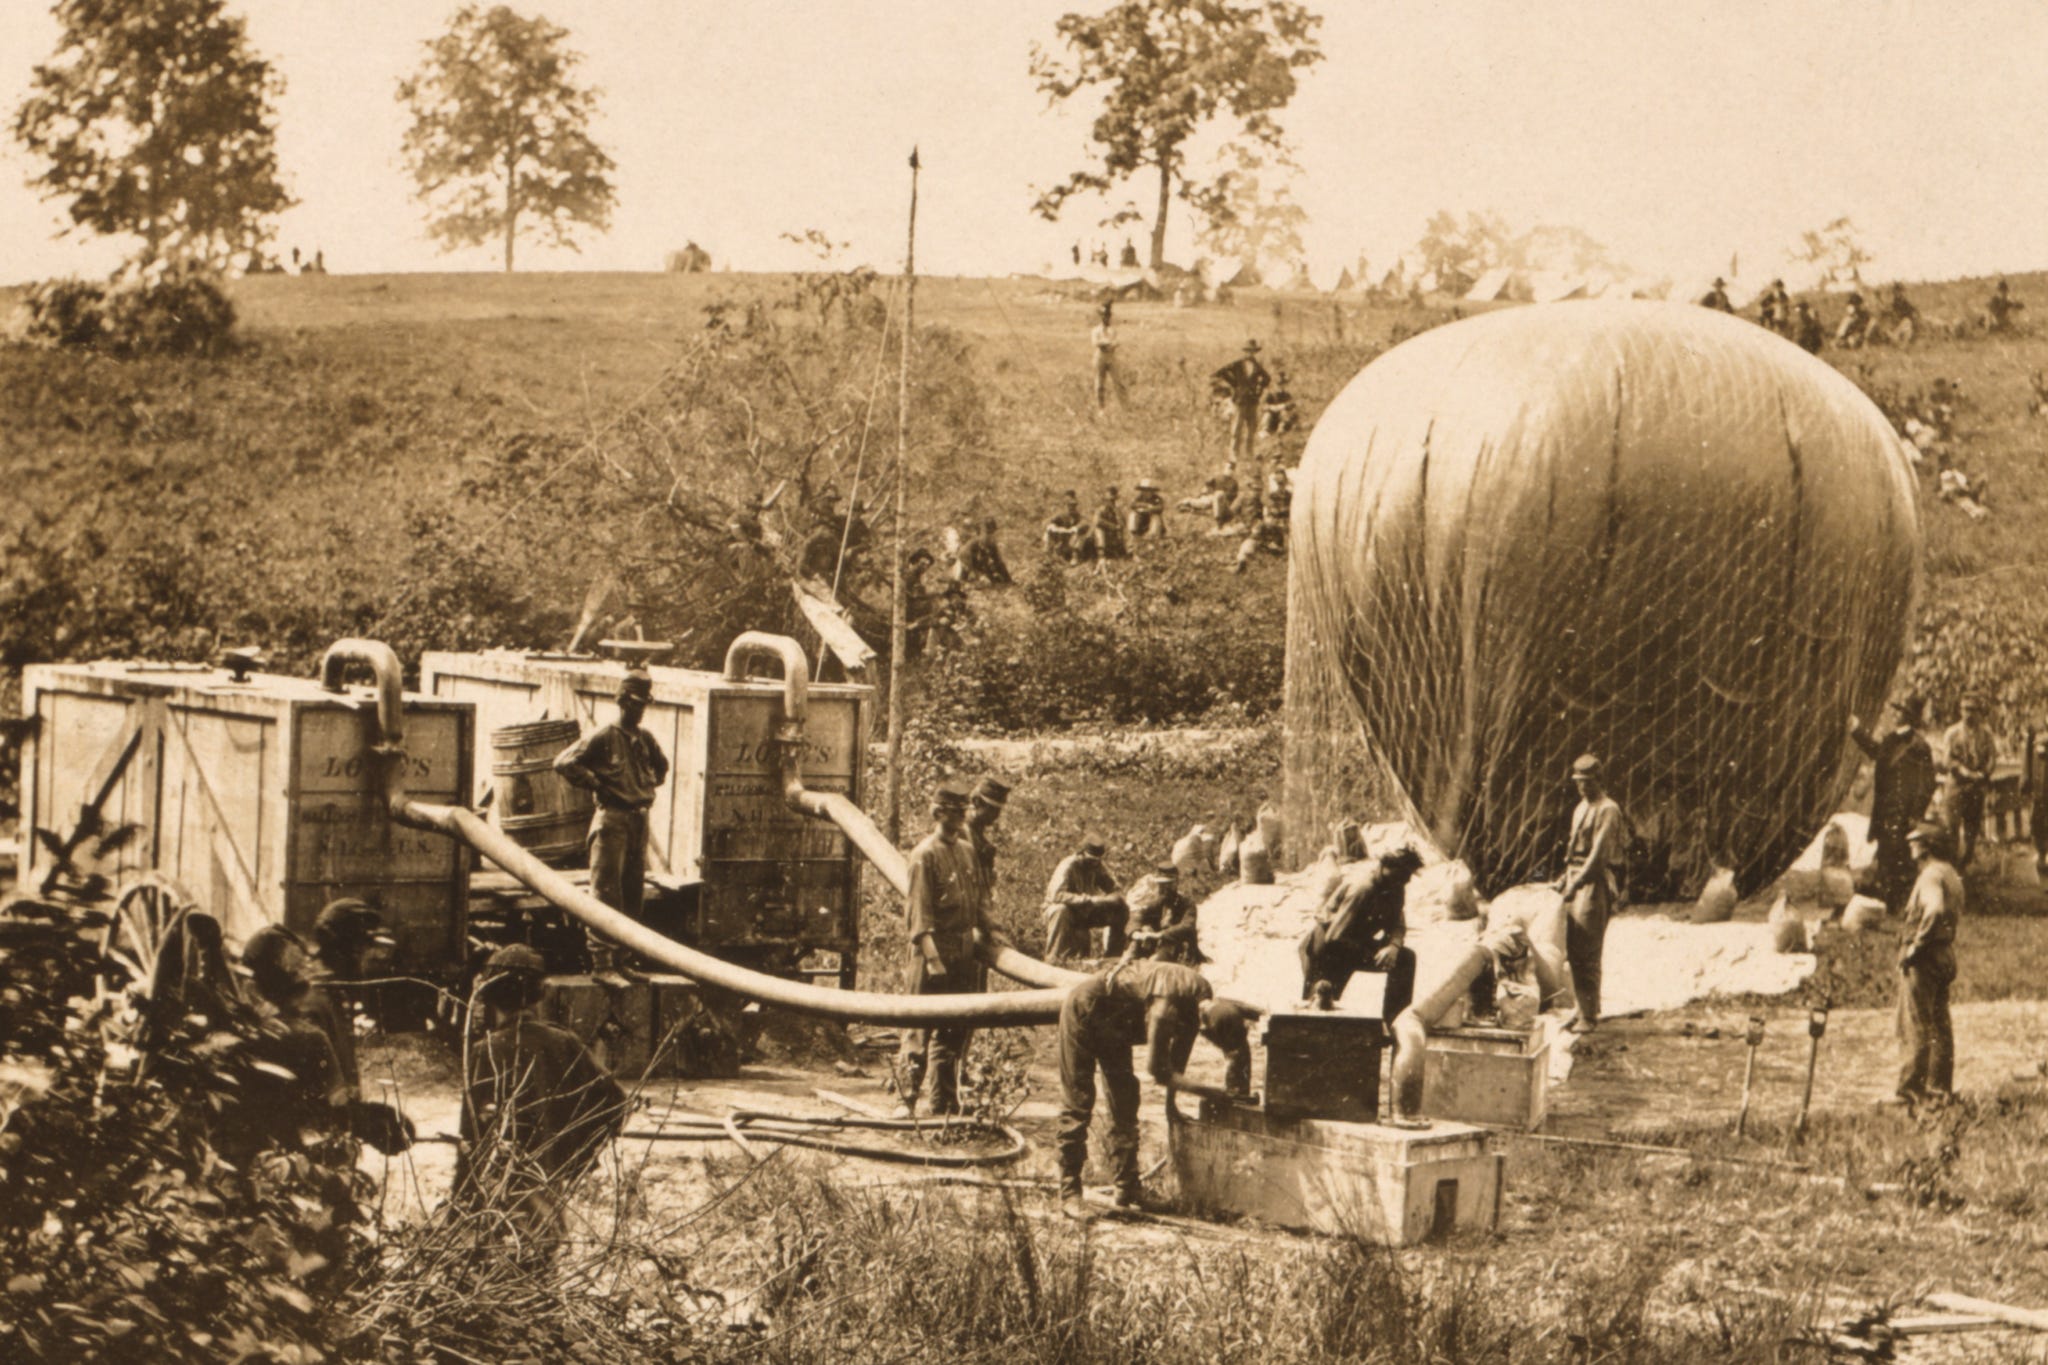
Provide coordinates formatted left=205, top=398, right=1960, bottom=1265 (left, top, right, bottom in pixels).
left=1558, top=754, right=1625, bottom=1033
left=555, top=669, right=669, bottom=973
left=1698, top=277, right=1734, bottom=312
left=1755, top=279, right=1792, bottom=333
left=1942, top=695, right=1999, bottom=867
left=1056, top=957, right=1255, bottom=1220
left=1211, top=341, right=1271, bottom=469
left=1793, top=301, right=1826, bottom=354
left=1986, top=279, right=2025, bottom=333
left=896, top=783, right=992, bottom=1117
left=1894, top=824, right=1961, bottom=1107
left=1851, top=699, right=1939, bottom=910
left=1091, top=302, right=1128, bottom=410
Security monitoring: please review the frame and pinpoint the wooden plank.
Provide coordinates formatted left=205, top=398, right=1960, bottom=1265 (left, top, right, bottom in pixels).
left=1924, top=1293, right=2048, bottom=1332
left=1883, top=1314, right=2002, bottom=1336
left=792, top=579, right=877, bottom=675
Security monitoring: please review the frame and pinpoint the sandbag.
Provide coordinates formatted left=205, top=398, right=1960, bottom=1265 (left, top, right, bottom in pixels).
left=1284, top=302, right=1921, bottom=900
left=1216, top=823, right=1242, bottom=876
left=1170, top=823, right=1213, bottom=881
left=1840, top=895, right=1887, bottom=932
left=1237, top=828, right=1274, bottom=885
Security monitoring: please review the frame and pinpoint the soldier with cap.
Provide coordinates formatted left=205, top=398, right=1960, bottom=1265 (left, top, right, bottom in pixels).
left=1043, top=837, right=1127, bottom=962
left=1793, top=300, right=1825, bottom=354
left=1056, top=957, right=1257, bottom=1220
left=966, top=776, right=1009, bottom=898
left=1698, top=277, right=1733, bottom=312
left=1123, top=863, right=1202, bottom=965
left=1211, top=341, right=1271, bottom=467
left=1044, top=490, right=1086, bottom=562
left=1837, top=291, right=1873, bottom=349
left=1558, top=754, right=1626, bottom=1032
left=958, top=517, right=1014, bottom=586
left=1127, top=478, right=1168, bottom=539
left=304, top=898, right=396, bottom=1107
left=1851, top=699, right=1939, bottom=909
left=1894, top=824, right=1962, bottom=1106
left=896, top=782, right=994, bottom=1117
left=1755, top=278, right=1792, bottom=333
left=460, top=944, right=628, bottom=1251
left=554, top=668, right=670, bottom=971
left=1941, top=695, right=1999, bottom=867
left=1298, top=844, right=1424, bottom=1019
left=1091, top=486, right=1129, bottom=560
left=1986, top=279, right=2025, bottom=333
left=1091, top=301, right=1128, bottom=410
left=239, top=927, right=352, bottom=1123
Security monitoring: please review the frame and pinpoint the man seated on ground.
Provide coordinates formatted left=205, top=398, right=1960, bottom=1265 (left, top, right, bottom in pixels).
left=1177, top=461, right=1241, bottom=527
left=1127, top=478, right=1168, bottom=538
left=1260, top=369, right=1300, bottom=436
left=459, top=945, right=628, bottom=1253
left=1232, top=503, right=1288, bottom=574
left=1043, top=490, right=1086, bottom=562
left=1043, top=837, right=1127, bottom=962
left=1122, top=863, right=1203, bottom=965
left=304, top=898, right=395, bottom=1108
left=1056, top=957, right=1257, bottom=1220
left=958, top=517, right=1013, bottom=586
left=1298, top=844, right=1423, bottom=1020
left=1837, top=292, right=1872, bottom=349
left=1698, top=277, right=1733, bottom=312
left=1092, top=486, right=1128, bottom=560
left=1884, top=283, right=1920, bottom=345
left=236, top=927, right=353, bottom=1151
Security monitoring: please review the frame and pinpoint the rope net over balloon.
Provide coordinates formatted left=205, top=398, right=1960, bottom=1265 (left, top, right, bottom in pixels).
left=1282, top=301, right=1922, bottom=900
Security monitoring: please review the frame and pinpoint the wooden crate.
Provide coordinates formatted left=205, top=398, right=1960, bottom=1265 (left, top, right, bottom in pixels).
left=420, top=652, right=868, bottom=962
left=20, top=661, right=473, bottom=976
left=1421, top=1025, right=1550, bottom=1130
left=1172, top=1099, right=1502, bottom=1243
left=1261, top=1010, right=1386, bottom=1123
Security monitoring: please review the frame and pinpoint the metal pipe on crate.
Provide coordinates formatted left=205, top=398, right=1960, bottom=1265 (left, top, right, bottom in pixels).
left=399, top=798, right=1067, bottom=1027
left=319, top=637, right=411, bottom=817
left=725, top=630, right=1089, bottom=993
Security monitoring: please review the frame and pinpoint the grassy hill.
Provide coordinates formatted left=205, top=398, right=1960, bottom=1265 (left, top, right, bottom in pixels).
left=3, top=268, right=2046, bottom=749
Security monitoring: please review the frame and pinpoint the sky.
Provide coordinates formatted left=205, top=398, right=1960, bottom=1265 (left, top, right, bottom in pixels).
left=2, top=0, right=2046, bottom=286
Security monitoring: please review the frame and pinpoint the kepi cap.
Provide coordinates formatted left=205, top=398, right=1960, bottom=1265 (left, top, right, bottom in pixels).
left=1080, top=837, right=1106, bottom=857
left=933, top=782, right=971, bottom=812
left=971, top=777, right=1010, bottom=810
left=485, top=943, right=548, bottom=975
left=617, top=668, right=653, bottom=701
left=1569, top=753, right=1603, bottom=779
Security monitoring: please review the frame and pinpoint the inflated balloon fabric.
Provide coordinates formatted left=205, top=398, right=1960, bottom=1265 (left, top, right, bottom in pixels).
left=1283, top=302, right=1920, bottom=898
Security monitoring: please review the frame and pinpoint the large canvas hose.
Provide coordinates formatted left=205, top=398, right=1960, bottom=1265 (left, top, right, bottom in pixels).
left=403, top=800, right=1068, bottom=1027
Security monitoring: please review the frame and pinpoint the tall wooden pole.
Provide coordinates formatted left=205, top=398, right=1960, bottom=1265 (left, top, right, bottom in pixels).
left=885, top=148, right=919, bottom=845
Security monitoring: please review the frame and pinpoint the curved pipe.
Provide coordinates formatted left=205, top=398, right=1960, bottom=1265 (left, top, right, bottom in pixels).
left=319, top=637, right=408, bottom=816
left=723, top=631, right=810, bottom=732
left=402, top=799, right=1067, bottom=1027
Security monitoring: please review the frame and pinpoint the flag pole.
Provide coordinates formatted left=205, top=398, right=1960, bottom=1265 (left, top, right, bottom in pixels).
left=885, top=147, right=919, bottom=845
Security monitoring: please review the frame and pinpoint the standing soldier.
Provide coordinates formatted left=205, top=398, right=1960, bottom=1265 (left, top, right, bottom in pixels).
left=1941, top=695, right=1999, bottom=867
left=1793, top=301, right=1826, bottom=354
left=1043, top=837, right=1127, bottom=962
left=896, top=784, right=993, bottom=1117
left=461, top=945, right=628, bottom=1253
left=1558, top=754, right=1625, bottom=1033
left=1893, top=825, right=1961, bottom=1107
left=1211, top=341, right=1271, bottom=471
left=967, top=776, right=1009, bottom=898
left=1755, top=279, right=1792, bottom=333
left=1297, top=844, right=1424, bottom=1018
left=1698, top=277, right=1734, bottom=312
left=1091, top=302, right=1128, bottom=410
left=554, top=668, right=669, bottom=973
left=1986, top=279, right=2025, bottom=333
left=1055, top=957, right=1256, bottom=1220
left=1850, top=699, right=1939, bottom=909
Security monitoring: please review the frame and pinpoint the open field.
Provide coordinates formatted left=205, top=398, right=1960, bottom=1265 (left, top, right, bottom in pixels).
left=9, top=270, right=2048, bottom=1359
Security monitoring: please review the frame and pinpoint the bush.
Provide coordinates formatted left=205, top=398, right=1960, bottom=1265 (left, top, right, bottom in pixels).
left=20, top=277, right=107, bottom=349
left=17, top=268, right=237, bottom=358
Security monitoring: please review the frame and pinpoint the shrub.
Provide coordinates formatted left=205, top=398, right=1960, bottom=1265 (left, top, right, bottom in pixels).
left=100, top=268, right=238, bottom=357
left=20, top=276, right=107, bottom=349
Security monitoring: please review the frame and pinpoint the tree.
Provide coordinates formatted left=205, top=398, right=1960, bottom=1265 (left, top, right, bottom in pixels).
left=1194, top=140, right=1308, bottom=279
left=1791, top=216, right=1872, bottom=290
left=397, top=5, right=617, bottom=272
left=12, top=0, right=294, bottom=271
left=1414, top=209, right=1512, bottom=290
left=1030, top=0, right=1324, bottom=270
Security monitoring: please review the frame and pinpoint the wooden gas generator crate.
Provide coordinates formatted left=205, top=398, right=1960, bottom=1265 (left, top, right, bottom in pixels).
left=1422, top=1024, right=1550, bottom=1130
left=19, top=661, right=474, bottom=976
left=1172, top=1099, right=1503, bottom=1244
left=419, top=651, right=869, bottom=978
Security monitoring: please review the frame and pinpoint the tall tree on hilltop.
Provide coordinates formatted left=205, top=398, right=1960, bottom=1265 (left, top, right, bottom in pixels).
left=1030, top=0, right=1324, bottom=271
left=1194, top=140, right=1309, bottom=280
left=397, top=5, right=617, bottom=271
left=12, top=0, right=294, bottom=271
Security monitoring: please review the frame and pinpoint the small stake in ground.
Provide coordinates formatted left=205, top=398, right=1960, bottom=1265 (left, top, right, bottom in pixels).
left=1735, top=1013, right=1766, bottom=1139
left=1789, top=1003, right=1829, bottom=1147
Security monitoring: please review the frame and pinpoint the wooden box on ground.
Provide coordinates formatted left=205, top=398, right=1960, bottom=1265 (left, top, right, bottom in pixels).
left=421, top=651, right=868, bottom=976
left=1171, top=1100, right=1502, bottom=1243
left=1261, top=1010, right=1386, bottom=1123
left=538, top=972, right=738, bottom=1081
left=1421, top=1025, right=1549, bottom=1130
left=19, top=661, right=473, bottom=977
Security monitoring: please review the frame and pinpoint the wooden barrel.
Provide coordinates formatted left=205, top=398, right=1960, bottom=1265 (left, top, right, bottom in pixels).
left=491, top=719, right=592, bottom=866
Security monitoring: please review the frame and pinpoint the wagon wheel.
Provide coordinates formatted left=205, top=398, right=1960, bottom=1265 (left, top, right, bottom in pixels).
left=96, top=875, right=239, bottom=1057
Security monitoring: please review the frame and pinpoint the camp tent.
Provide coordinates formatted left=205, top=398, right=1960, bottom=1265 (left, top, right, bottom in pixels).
left=1529, top=273, right=1588, bottom=304
left=1465, top=267, right=1517, bottom=303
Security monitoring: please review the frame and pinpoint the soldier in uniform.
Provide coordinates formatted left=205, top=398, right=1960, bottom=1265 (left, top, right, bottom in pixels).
left=1056, top=957, right=1255, bottom=1220
left=554, top=669, right=669, bottom=972
left=1298, top=844, right=1424, bottom=1018
left=1793, top=300, right=1826, bottom=353
left=1210, top=341, right=1271, bottom=467
left=1042, top=837, right=1127, bottom=962
left=1122, top=863, right=1202, bottom=965
left=1851, top=699, right=1939, bottom=909
left=1893, top=825, right=1961, bottom=1106
left=895, top=784, right=993, bottom=1117
left=1698, top=277, right=1734, bottom=312
left=1127, top=478, right=1168, bottom=539
left=1558, top=754, right=1626, bottom=1032
left=1941, top=695, right=1999, bottom=867
left=1986, top=279, right=2025, bottom=333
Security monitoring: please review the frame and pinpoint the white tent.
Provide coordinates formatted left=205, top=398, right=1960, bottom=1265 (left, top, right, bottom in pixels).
left=1465, top=266, right=1517, bottom=303
left=1309, top=260, right=1348, bottom=293
left=1530, top=273, right=1588, bottom=303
